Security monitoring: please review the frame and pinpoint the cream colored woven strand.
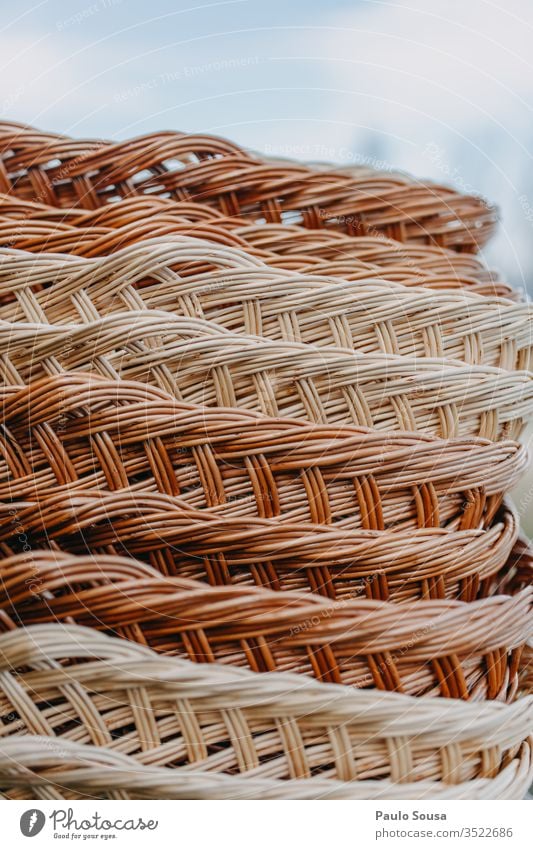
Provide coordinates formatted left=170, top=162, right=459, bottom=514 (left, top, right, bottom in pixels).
left=0, top=625, right=532, bottom=800
left=0, top=238, right=531, bottom=370
left=2, top=311, right=532, bottom=440
left=1, top=737, right=531, bottom=800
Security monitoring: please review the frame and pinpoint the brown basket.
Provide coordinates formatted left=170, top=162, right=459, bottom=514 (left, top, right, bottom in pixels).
left=3, top=309, right=531, bottom=440
left=0, top=122, right=497, bottom=250
left=0, top=240, right=529, bottom=370
left=0, top=625, right=531, bottom=799
left=0, top=194, right=513, bottom=299
left=1, top=550, right=531, bottom=699
left=0, top=373, right=525, bottom=533
left=0, top=487, right=518, bottom=603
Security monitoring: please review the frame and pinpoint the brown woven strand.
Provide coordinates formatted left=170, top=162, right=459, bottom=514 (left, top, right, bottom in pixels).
left=0, top=239, right=529, bottom=370
left=0, top=373, right=525, bottom=533
left=0, top=122, right=497, bottom=250
left=0, top=625, right=531, bottom=800
left=1, top=550, right=530, bottom=699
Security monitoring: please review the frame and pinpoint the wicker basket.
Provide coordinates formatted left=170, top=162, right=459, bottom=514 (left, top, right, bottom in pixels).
left=0, top=487, right=518, bottom=603
left=0, top=122, right=496, bottom=250
left=0, top=239, right=529, bottom=369
left=0, top=373, right=525, bottom=533
left=3, top=309, right=531, bottom=440
left=1, top=550, right=530, bottom=699
left=0, top=194, right=513, bottom=299
left=0, top=625, right=531, bottom=800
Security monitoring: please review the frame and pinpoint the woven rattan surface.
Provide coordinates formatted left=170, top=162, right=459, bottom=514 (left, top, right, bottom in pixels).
left=0, top=373, right=525, bottom=533
left=0, top=194, right=513, bottom=299
left=0, top=122, right=497, bottom=250
left=0, top=624, right=531, bottom=800
left=0, top=239, right=529, bottom=370
left=1, top=551, right=530, bottom=699
left=0, top=120, right=530, bottom=802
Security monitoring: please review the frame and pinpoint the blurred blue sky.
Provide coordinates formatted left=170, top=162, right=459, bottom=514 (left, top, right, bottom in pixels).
left=2, top=0, right=533, bottom=290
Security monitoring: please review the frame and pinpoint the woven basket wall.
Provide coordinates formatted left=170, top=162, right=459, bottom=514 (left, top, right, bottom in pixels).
left=3, top=736, right=531, bottom=800
left=0, top=373, right=522, bottom=603
left=0, top=625, right=531, bottom=800
left=1, top=551, right=531, bottom=699
left=0, top=122, right=497, bottom=250
left=0, top=373, right=525, bottom=530
left=0, top=487, right=519, bottom=601
left=2, top=312, right=531, bottom=440
left=0, top=120, right=530, bottom=801
left=0, top=239, right=529, bottom=369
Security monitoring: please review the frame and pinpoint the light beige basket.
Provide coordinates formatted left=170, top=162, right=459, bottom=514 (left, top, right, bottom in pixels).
left=2, top=310, right=531, bottom=440
left=2, top=737, right=531, bottom=799
left=0, top=239, right=530, bottom=370
left=0, top=625, right=531, bottom=800
left=0, top=488, right=518, bottom=603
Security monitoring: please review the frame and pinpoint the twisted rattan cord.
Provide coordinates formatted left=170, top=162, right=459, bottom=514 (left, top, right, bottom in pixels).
left=2, top=737, right=531, bottom=800
left=1, top=550, right=530, bottom=698
left=0, top=123, right=496, bottom=250
left=0, top=239, right=529, bottom=370
left=2, top=307, right=531, bottom=440
left=0, top=487, right=518, bottom=603
left=0, top=625, right=531, bottom=797
left=0, top=195, right=513, bottom=299
left=0, top=373, right=525, bottom=534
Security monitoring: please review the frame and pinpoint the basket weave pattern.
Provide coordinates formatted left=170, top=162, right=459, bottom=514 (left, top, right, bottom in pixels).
left=0, top=194, right=513, bottom=298
left=2, top=312, right=532, bottom=440
left=0, top=373, right=525, bottom=530
left=1, top=551, right=531, bottom=699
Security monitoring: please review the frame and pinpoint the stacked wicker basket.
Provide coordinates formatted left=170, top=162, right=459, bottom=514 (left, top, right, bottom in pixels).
left=0, top=121, right=531, bottom=800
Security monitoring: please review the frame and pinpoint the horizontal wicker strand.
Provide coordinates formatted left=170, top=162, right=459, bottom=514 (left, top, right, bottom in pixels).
left=0, top=488, right=518, bottom=602
left=2, top=309, right=531, bottom=440
left=0, top=194, right=512, bottom=298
